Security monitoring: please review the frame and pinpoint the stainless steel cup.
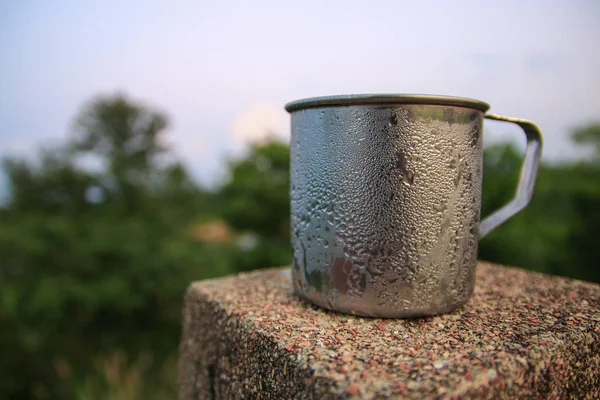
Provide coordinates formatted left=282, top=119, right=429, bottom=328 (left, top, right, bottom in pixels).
left=285, top=94, right=542, bottom=318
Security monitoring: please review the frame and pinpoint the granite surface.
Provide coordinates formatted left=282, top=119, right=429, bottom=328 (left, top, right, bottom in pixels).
left=179, top=262, right=600, bottom=399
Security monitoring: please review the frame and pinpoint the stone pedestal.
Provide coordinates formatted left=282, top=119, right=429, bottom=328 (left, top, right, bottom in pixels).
left=179, top=262, right=600, bottom=399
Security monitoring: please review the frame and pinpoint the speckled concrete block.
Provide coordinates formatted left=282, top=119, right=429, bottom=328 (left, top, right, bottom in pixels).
left=179, top=262, right=600, bottom=399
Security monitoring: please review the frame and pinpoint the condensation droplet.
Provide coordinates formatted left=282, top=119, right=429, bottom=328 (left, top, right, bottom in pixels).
left=403, top=170, right=415, bottom=186
left=433, top=202, right=447, bottom=212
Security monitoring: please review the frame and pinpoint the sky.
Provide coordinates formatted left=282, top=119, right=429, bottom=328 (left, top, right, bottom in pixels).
left=1, top=0, right=599, bottom=189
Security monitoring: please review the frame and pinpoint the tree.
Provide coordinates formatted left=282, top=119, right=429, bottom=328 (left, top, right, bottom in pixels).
left=216, top=141, right=291, bottom=271
left=571, top=122, right=600, bottom=158
left=72, top=95, right=168, bottom=181
left=0, top=95, right=231, bottom=399
left=2, top=147, right=95, bottom=215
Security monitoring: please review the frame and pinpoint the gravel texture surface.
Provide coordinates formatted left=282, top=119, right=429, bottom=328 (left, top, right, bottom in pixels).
left=179, top=262, right=600, bottom=399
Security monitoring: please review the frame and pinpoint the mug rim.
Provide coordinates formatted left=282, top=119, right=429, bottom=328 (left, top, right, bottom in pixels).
left=285, top=93, right=491, bottom=113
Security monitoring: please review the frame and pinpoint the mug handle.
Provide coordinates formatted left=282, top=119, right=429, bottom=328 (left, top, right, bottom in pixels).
left=478, top=114, right=543, bottom=239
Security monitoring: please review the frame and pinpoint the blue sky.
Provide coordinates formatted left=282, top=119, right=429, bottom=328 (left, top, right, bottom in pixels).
left=1, top=0, right=599, bottom=188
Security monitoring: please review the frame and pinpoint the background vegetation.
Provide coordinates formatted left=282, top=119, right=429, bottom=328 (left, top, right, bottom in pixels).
left=1, top=95, right=598, bottom=399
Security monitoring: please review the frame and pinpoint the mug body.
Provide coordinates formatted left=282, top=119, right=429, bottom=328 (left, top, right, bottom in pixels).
left=288, top=95, right=489, bottom=317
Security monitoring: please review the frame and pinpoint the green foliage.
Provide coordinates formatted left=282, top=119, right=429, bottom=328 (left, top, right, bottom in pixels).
left=216, top=142, right=292, bottom=272
left=72, top=95, right=169, bottom=186
left=0, top=95, right=233, bottom=399
left=571, top=122, right=600, bottom=157
left=1, top=92, right=598, bottom=399
left=479, top=143, right=600, bottom=282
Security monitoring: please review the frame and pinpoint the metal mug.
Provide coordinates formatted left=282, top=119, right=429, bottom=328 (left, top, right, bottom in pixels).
left=285, top=94, right=542, bottom=318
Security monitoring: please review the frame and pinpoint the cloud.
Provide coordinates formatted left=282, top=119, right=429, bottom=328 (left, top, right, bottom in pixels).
left=231, top=102, right=289, bottom=145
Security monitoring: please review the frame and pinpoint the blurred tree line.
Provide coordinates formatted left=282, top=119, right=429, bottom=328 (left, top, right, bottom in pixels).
left=0, top=95, right=598, bottom=399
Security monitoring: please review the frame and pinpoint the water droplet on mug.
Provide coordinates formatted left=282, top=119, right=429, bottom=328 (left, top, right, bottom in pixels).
left=368, top=264, right=384, bottom=275
left=433, top=202, right=447, bottom=212
left=403, top=170, right=415, bottom=186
